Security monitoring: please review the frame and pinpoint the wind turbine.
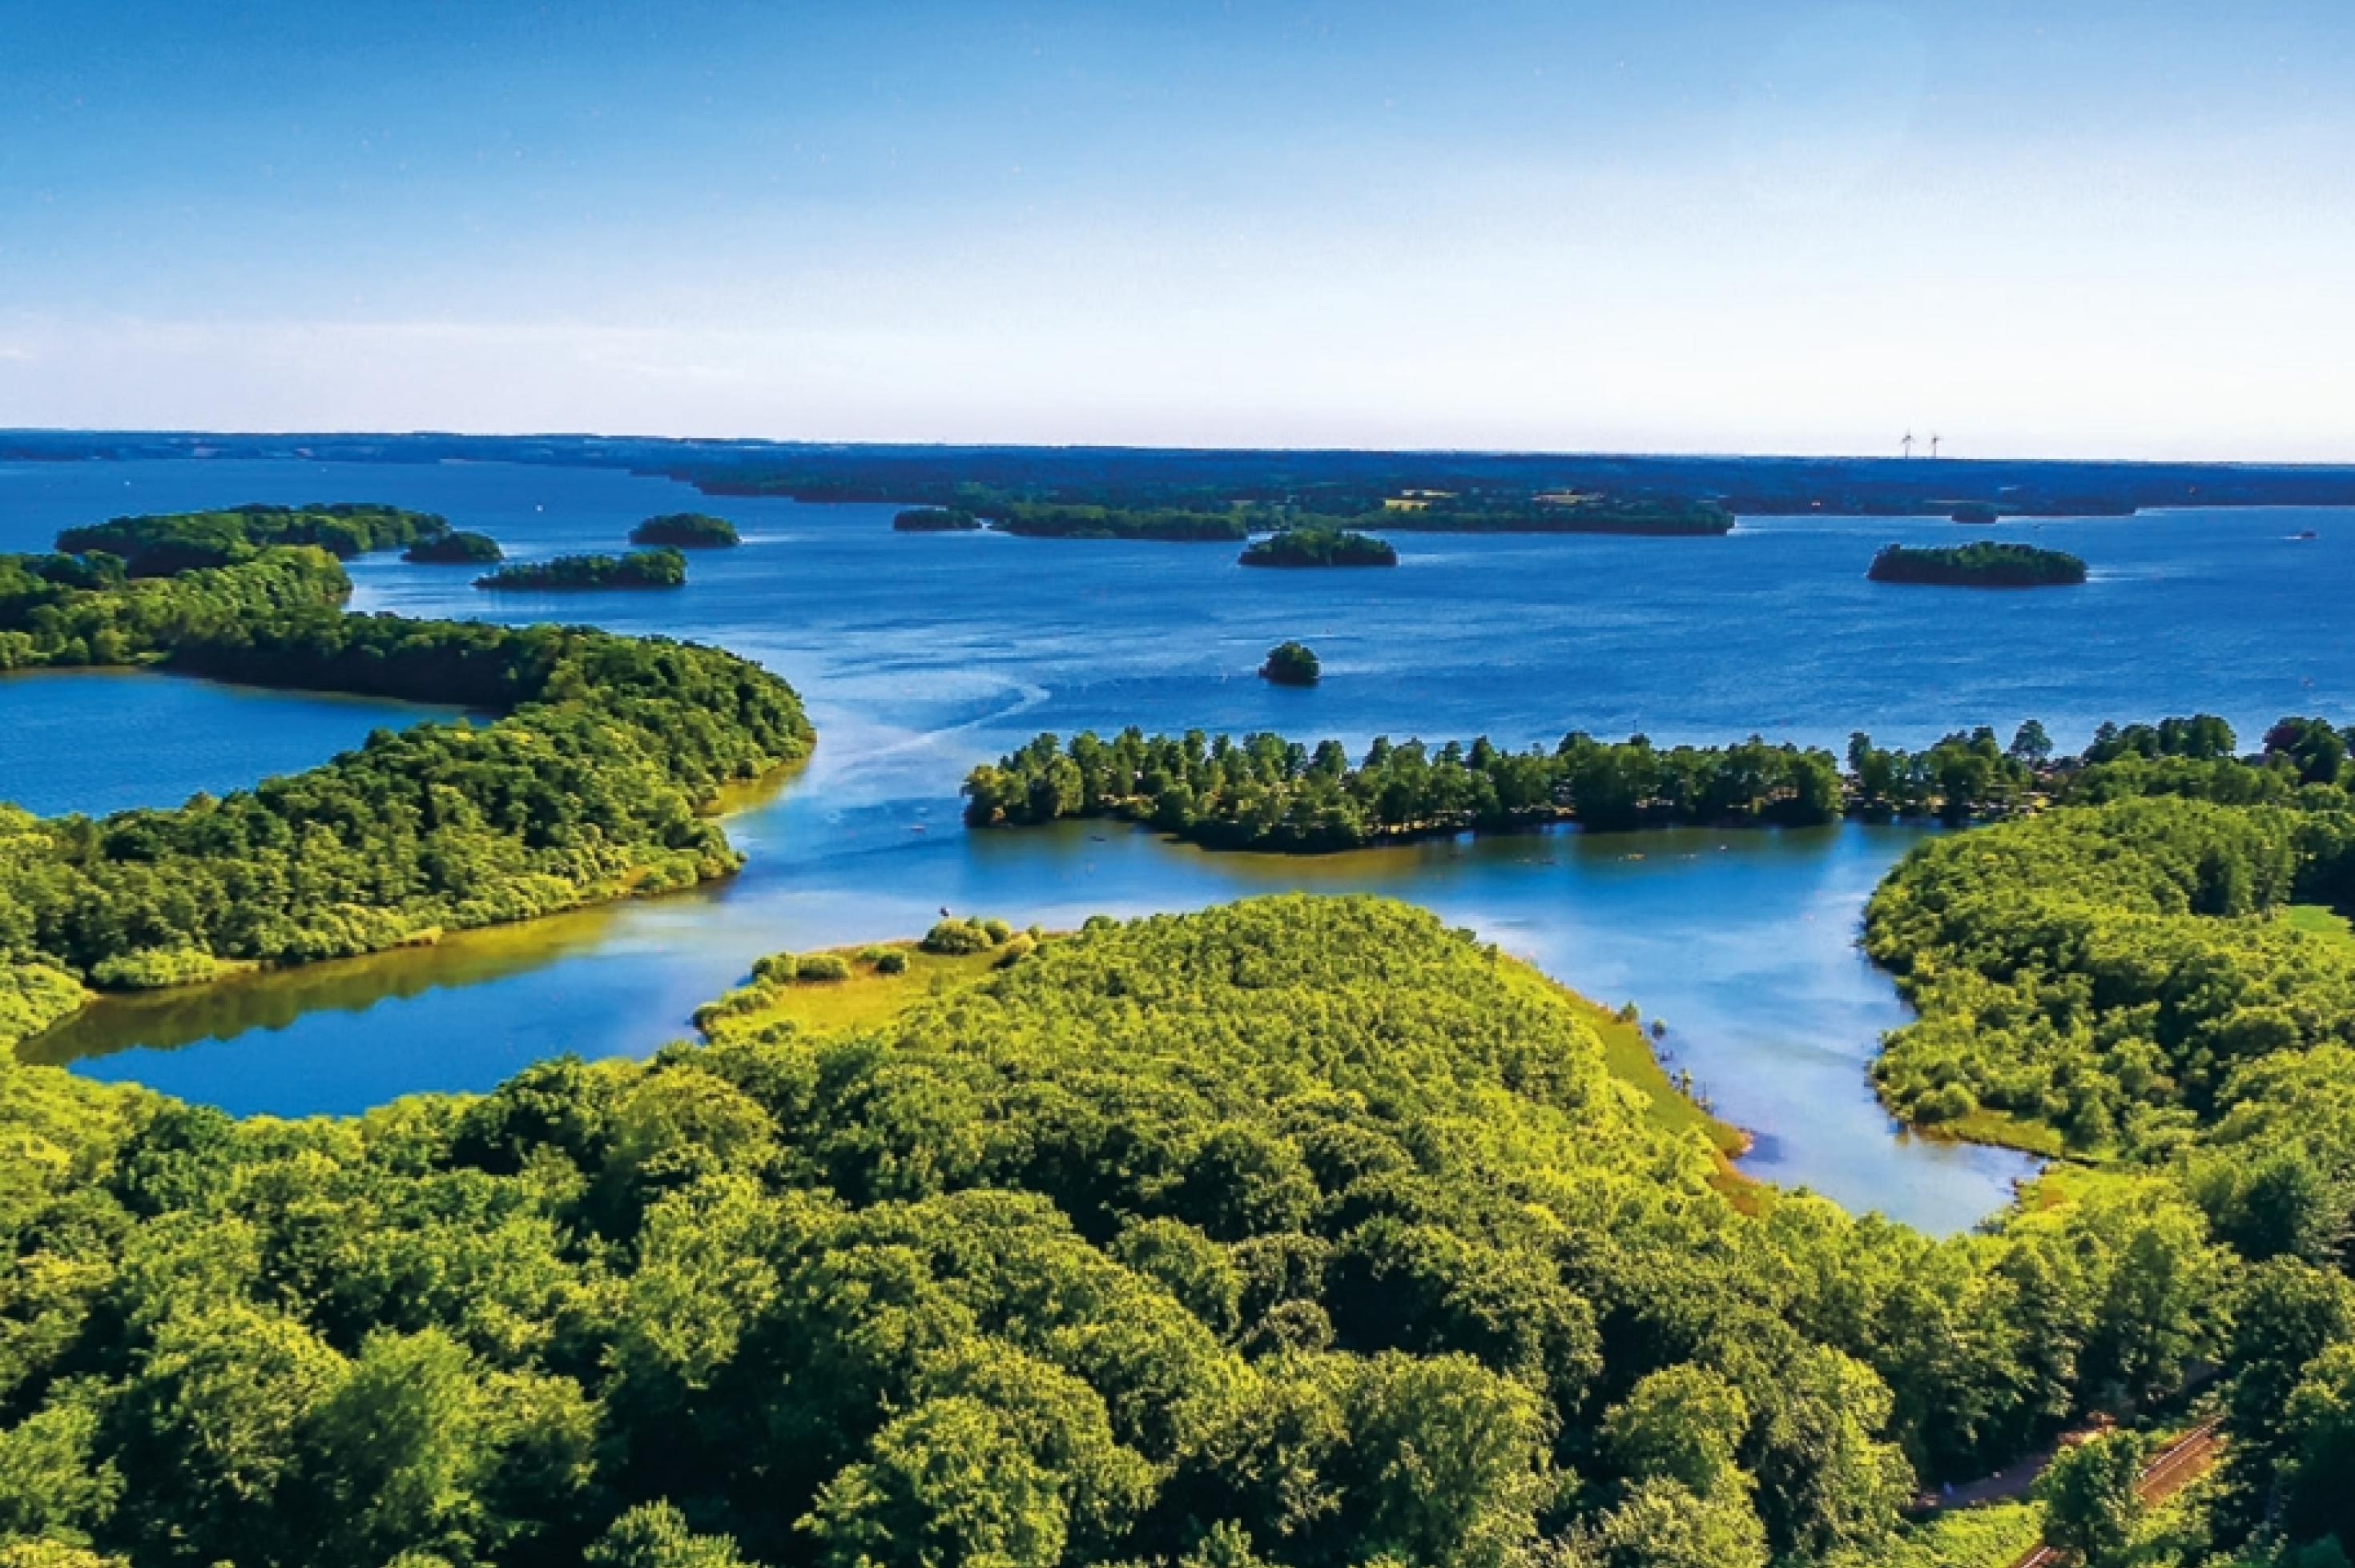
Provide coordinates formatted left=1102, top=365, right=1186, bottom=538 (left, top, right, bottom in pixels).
left=1930, top=433, right=1942, bottom=459
left=1901, top=431, right=1914, bottom=459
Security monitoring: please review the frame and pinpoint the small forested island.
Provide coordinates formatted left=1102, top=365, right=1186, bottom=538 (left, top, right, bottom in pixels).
left=0, top=507, right=810, bottom=1047
left=892, top=505, right=983, bottom=531
left=1948, top=501, right=2001, bottom=524
left=474, top=547, right=688, bottom=590
left=1260, top=640, right=1320, bottom=685
left=629, top=510, right=740, bottom=548
left=401, top=529, right=504, bottom=564
left=1868, top=541, right=2087, bottom=586
left=55, top=501, right=450, bottom=574
left=1238, top=526, right=1398, bottom=568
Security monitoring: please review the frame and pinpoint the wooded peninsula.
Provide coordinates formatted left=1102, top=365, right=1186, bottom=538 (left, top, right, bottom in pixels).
left=0, top=506, right=811, bottom=1049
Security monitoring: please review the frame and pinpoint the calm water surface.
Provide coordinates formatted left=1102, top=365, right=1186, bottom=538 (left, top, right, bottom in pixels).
left=6, top=456, right=2353, bottom=1232
left=0, top=668, right=454, bottom=817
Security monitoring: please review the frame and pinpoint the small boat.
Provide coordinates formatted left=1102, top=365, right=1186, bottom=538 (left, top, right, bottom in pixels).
left=2294, top=529, right=2318, bottom=540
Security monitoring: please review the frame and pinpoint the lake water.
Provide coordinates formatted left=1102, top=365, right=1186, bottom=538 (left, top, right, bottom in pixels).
left=0, top=668, right=455, bottom=818
left=6, top=456, right=2353, bottom=1232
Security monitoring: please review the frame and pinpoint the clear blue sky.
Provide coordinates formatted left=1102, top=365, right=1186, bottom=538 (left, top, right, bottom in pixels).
left=2, top=0, right=2349, bottom=456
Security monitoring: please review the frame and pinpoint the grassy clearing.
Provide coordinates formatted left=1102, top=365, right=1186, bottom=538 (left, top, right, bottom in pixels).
left=1931, top=1106, right=2076, bottom=1161
left=1835, top=1501, right=2041, bottom=1568
left=701, top=940, right=1006, bottom=1039
left=1531, top=978, right=1762, bottom=1210
left=2287, top=903, right=2355, bottom=944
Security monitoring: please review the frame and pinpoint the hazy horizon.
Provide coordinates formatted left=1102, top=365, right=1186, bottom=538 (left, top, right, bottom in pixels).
left=6, top=1, right=2350, bottom=460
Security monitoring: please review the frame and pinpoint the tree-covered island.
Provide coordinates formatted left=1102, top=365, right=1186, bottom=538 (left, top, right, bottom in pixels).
left=1260, top=641, right=1321, bottom=685
left=403, top=529, right=505, bottom=564
left=892, top=505, right=983, bottom=531
left=0, top=508, right=810, bottom=1048
left=630, top=511, right=742, bottom=548
left=475, top=547, right=690, bottom=590
left=1868, top=541, right=2087, bottom=586
left=1238, top=528, right=1398, bottom=568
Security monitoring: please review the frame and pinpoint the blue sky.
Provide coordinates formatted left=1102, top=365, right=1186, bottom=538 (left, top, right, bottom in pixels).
left=2, top=0, right=2349, bottom=456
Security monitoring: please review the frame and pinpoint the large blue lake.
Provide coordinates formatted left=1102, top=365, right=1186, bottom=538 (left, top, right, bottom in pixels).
left=5, top=456, right=2350, bottom=1233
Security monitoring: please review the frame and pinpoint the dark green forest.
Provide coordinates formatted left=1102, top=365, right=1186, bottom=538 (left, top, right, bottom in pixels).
left=891, top=507, right=983, bottom=532
left=1237, top=529, right=1399, bottom=569
left=475, top=549, right=690, bottom=591
left=0, top=511, right=811, bottom=1049
left=1866, top=543, right=2087, bottom=587
left=405, top=531, right=506, bottom=565
left=629, top=514, right=741, bottom=549
left=1260, top=642, right=1320, bottom=687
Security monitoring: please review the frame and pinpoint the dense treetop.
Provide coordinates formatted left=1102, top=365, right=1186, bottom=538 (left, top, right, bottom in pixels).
left=476, top=549, right=689, bottom=591
left=1867, top=541, right=2088, bottom=587
left=629, top=513, right=741, bottom=549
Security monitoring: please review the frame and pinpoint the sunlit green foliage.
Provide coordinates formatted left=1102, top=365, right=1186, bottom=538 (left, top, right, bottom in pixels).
left=1866, top=796, right=2355, bottom=1152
